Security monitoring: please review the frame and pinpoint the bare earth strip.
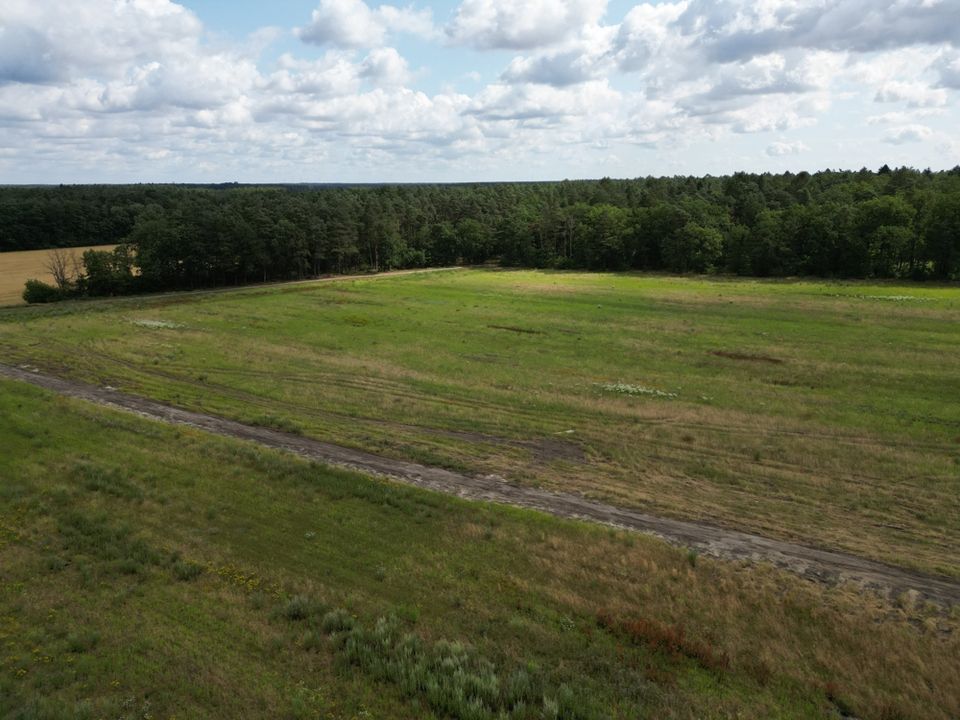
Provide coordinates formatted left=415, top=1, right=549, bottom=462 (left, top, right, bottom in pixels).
left=2, top=361, right=958, bottom=607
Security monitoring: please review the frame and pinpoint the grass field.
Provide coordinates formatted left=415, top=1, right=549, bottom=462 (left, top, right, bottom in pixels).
left=1, top=269, right=957, bottom=579
left=1, top=379, right=958, bottom=719
left=0, top=246, right=117, bottom=307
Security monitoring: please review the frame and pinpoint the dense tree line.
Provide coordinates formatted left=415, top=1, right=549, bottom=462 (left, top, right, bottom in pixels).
left=5, top=167, right=960, bottom=302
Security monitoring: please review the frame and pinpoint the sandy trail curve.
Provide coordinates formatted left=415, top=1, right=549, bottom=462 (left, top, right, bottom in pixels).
left=2, top=362, right=958, bottom=607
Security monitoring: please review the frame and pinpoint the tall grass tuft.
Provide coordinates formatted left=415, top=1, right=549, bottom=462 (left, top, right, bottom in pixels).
left=322, top=612, right=595, bottom=719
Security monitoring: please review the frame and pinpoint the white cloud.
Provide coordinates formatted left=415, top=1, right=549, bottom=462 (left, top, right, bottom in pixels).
left=866, top=108, right=945, bottom=124
left=612, top=2, right=688, bottom=73
left=264, top=53, right=364, bottom=98
left=935, top=51, right=960, bottom=89
left=1, top=0, right=959, bottom=182
left=467, top=80, right=620, bottom=123
left=297, top=0, right=434, bottom=49
left=684, top=0, right=960, bottom=63
left=882, top=124, right=934, bottom=144
left=447, top=0, right=608, bottom=50
left=874, top=81, right=948, bottom=107
left=766, top=139, right=809, bottom=156
left=360, top=47, right=411, bottom=86
left=501, top=49, right=602, bottom=86
left=0, top=0, right=204, bottom=82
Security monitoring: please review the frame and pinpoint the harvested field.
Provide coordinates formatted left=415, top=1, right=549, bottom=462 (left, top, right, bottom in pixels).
left=0, top=245, right=116, bottom=306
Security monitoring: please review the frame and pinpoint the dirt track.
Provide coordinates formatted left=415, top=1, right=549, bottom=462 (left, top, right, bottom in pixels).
left=2, top=361, right=958, bottom=607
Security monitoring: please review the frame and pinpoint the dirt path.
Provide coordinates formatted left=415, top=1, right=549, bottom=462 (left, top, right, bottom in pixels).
left=2, top=362, right=958, bottom=607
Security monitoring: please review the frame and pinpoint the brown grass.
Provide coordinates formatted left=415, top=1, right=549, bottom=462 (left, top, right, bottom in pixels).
left=520, top=526, right=960, bottom=720
left=709, top=350, right=784, bottom=364
left=596, top=610, right=731, bottom=673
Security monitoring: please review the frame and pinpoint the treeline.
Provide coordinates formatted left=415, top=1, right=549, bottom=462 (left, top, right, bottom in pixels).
left=4, top=167, right=960, bottom=302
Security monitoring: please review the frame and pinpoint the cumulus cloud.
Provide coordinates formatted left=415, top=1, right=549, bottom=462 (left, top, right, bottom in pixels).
left=467, top=80, right=619, bottom=122
left=682, top=0, right=960, bottom=64
left=501, top=49, right=601, bottom=86
left=1, top=0, right=959, bottom=182
left=867, top=108, right=945, bottom=125
left=0, top=25, right=62, bottom=85
left=934, top=51, right=960, bottom=89
left=767, top=140, right=809, bottom=156
left=882, top=124, right=934, bottom=144
left=0, top=0, right=204, bottom=82
left=297, top=0, right=434, bottom=49
left=609, top=2, right=686, bottom=71
left=447, top=0, right=607, bottom=50
left=264, top=53, right=364, bottom=98
left=874, top=81, right=948, bottom=107
left=360, top=47, right=411, bottom=86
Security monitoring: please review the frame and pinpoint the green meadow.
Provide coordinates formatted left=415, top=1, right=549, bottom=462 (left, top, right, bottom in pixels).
left=2, top=269, right=957, bottom=576
left=1, top=380, right=958, bottom=719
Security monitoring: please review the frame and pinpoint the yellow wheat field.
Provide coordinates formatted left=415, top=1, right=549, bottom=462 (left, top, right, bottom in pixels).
left=0, top=245, right=117, bottom=306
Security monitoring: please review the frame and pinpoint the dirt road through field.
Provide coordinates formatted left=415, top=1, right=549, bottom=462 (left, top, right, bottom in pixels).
left=2, top=361, right=958, bottom=606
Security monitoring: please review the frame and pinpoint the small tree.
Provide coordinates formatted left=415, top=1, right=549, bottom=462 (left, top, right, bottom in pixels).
left=82, top=245, right=136, bottom=296
left=44, top=248, right=79, bottom=294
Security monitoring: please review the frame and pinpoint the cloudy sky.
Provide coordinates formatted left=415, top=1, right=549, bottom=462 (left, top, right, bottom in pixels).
left=1, top=0, right=959, bottom=183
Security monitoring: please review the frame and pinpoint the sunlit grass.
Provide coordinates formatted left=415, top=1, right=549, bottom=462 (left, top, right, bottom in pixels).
left=1, top=268, right=958, bottom=577
left=1, top=380, right=958, bottom=718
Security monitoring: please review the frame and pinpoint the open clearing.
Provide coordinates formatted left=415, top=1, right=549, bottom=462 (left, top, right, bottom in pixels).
left=2, top=268, right=960, bottom=718
left=1, top=378, right=959, bottom=719
left=3, top=361, right=959, bottom=607
left=0, top=245, right=117, bottom=307
left=1, top=269, right=957, bottom=578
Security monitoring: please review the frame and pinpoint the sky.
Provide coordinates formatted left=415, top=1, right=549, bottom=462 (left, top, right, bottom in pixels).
left=1, top=0, right=959, bottom=183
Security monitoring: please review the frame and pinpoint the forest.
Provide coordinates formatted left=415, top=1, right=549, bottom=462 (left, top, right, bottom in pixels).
left=3, top=166, right=960, bottom=302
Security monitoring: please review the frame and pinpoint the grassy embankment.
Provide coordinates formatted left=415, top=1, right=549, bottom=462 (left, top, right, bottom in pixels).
left=1, top=269, right=957, bottom=578
left=1, top=379, right=958, bottom=719
left=0, top=246, right=117, bottom=307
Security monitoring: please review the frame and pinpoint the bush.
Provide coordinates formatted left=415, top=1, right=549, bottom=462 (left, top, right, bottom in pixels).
left=22, top=279, right=64, bottom=304
left=277, top=595, right=315, bottom=621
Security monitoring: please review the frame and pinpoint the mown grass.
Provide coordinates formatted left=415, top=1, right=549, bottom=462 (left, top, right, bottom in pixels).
left=1, top=269, right=957, bottom=577
left=0, top=379, right=958, bottom=719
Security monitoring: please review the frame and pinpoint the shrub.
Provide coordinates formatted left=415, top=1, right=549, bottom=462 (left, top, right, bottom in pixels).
left=22, top=279, right=64, bottom=304
left=278, top=595, right=315, bottom=621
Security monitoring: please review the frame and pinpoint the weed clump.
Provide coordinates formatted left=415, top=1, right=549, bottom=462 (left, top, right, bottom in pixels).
left=277, top=595, right=317, bottom=622
left=56, top=511, right=160, bottom=575
left=172, top=560, right=204, bottom=581
left=322, top=612, right=595, bottom=719
left=72, top=461, right=144, bottom=501
left=321, top=608, right=356, bottom=634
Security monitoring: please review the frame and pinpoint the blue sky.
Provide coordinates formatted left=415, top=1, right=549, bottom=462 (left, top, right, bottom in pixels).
left=1, top=0, right=958, bottom=183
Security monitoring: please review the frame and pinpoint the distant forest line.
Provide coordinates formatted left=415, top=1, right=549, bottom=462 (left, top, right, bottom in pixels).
left=3, top=167, right=960, bottom=302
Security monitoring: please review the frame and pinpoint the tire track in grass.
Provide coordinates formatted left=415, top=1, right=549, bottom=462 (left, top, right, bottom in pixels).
left=2, top=362, right=958, bottom=607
